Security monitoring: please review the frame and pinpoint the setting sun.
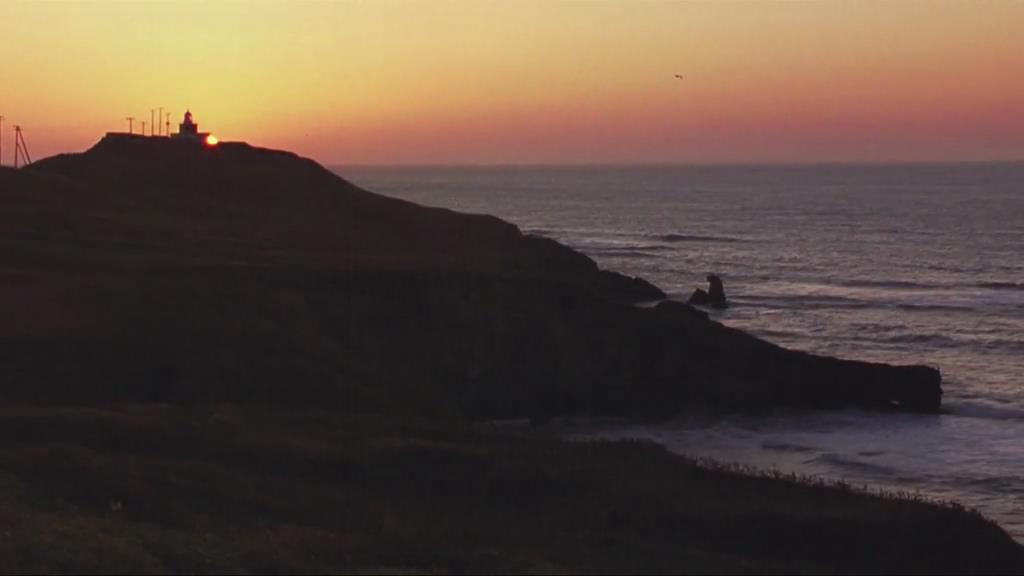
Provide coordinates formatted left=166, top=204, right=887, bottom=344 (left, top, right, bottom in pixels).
left=205, top=134, right=219, bottom=147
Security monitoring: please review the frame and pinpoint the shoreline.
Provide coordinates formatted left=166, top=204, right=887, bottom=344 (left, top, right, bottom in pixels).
left=564, top=404, right=1024, bottom=546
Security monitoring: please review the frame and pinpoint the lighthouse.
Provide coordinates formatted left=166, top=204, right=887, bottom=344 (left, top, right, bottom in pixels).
left=172, top=110, right=213, bottom=144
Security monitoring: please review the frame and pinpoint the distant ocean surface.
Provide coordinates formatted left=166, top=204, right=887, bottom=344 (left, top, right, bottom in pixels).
left=342, top=163, right=1024, bottom=540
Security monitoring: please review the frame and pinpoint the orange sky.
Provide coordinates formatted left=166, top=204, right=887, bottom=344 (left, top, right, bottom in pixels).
left=2, top=1, right=1023, bottom=165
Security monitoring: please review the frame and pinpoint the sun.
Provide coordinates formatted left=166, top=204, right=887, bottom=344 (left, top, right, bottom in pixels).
left=205, top=134, right=219, bottom=146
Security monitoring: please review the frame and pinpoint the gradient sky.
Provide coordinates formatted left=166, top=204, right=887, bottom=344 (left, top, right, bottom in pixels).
left=2, top=1, right=1023, bottom=165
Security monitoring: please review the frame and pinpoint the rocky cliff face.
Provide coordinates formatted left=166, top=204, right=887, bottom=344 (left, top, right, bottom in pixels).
left=0, top=136, right=941, bottom=416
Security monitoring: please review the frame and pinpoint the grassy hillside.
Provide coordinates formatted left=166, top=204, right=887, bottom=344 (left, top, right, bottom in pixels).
left=0, top=405, right=1019, bottom=573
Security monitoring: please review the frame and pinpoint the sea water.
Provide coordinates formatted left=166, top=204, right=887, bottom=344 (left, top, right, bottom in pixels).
left=342, top=163, right=1024, bottom=540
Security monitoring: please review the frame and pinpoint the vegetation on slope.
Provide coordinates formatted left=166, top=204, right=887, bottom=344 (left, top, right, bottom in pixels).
left=0, top=405, right=1019, bottom=574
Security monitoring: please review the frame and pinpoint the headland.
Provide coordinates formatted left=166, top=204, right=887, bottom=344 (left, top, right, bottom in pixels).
left=0, top=135, right=1014, bottom=572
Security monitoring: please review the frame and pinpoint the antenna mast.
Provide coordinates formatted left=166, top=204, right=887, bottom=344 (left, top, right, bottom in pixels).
left=126, top=116, right=135, bottom=134
left=13, top=126, right=32, bottom=168
left=150, top=109, right=155, bottom=137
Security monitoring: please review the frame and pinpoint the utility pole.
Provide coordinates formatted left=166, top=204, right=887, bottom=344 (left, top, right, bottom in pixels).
left=0, top=115, right=4, bottom=167
left=150, top=109, right=155, bottom=136
left=158, top=107, right=163, bottom=136
left=165, top=112, right=171, bottom=137
left=13, top=126, right=31, bottom=168
left=141, top=121, right=146, bottom=138
left=126, top=116, right=135, bottom=134
left=19, top=126, right=31, bottom=166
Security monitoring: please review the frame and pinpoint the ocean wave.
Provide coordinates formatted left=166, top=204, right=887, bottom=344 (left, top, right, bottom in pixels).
left=860, top=277, right=1024, bottom=293
left=920, top=263, right=970, bottom=274
left=741, top=290, right=979, bottom=313
left=946, top=400, right=1024, bottom=421
left=957, top=475, right=1024, bottom=492
left=583, top=243, right=672, bottom=252
left=889, top=302, right=976, bottom=312
left=808, top=453, right=898, bottom=476
left=761, top=441, right=816, bottom=453
left=739, top=294, right=870, bottom=310
left=872, top=333, right=959, bottom=346
left=652, top=233, right=747, bottom=244
left=587, top=249, right=663, bottom=259
left=842, top=330, right=1021, bottom=351
left=748, top=328, right=802, bottom=340
left=523, top=228, right=554, bottom=237
left=837, top=278, right=937, bottom=290
left=975, top=281, right=1024, bottom=291
left=975, top=338, right=1024, bottom=353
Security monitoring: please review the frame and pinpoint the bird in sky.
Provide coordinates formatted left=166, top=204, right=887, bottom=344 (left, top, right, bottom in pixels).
left=674, top=74, right=684, bottom=79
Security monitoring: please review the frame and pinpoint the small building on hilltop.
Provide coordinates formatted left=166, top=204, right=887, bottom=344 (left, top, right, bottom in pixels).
left=172, top=110, right=212, bottom=143
left=105, top=110, right=218, bottom=146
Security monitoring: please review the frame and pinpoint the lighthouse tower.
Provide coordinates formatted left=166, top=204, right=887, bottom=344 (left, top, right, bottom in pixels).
left=172, top=110, right=211, bottom=143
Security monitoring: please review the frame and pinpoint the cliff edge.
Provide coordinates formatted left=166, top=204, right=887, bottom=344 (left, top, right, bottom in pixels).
left=0, top=136, right=941, bottom=416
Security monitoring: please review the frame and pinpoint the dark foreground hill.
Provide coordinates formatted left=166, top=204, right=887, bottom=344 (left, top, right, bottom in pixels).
left=0, top=405, right=1020, bottom=574
left=3, top=134, right=939, bottom=416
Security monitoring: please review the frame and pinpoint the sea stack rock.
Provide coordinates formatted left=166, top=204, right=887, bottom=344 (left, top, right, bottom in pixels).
left=689, top=274, right=728, bottom=309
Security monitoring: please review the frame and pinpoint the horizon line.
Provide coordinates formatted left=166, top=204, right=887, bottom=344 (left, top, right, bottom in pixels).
left=328, top=158, right=1024, bottom=170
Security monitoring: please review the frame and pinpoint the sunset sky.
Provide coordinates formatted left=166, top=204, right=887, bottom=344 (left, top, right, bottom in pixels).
left=2, top=1, right=1023, bottom=165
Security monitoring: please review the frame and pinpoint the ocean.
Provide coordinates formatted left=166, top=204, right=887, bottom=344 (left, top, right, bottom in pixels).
left=341, top=163, right=1024, bottom=540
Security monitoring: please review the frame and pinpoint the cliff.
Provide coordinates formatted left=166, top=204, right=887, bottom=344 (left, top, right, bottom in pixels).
left=0, top=135, right=941, bottom=416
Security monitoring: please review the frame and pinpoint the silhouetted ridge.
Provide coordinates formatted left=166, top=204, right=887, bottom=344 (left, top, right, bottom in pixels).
left=28, top=135, right=663, bottom=302
left=1, top=136, right=941, bottom=416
